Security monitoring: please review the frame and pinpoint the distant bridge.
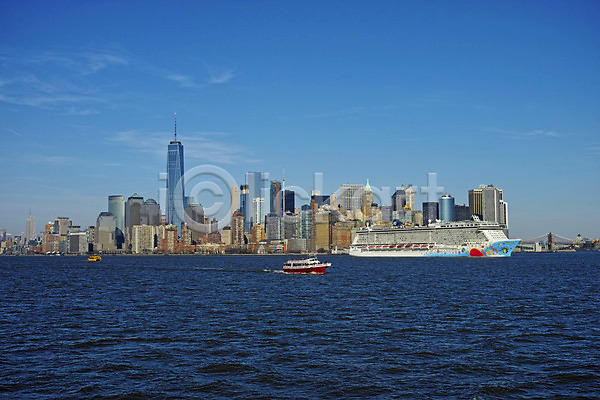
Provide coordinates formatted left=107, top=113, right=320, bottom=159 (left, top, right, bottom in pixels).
left=520, top=233, right=575, bottom=251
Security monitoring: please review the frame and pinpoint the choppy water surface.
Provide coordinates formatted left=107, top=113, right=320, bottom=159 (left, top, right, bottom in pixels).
left=1, top=253, right=599, bottom=399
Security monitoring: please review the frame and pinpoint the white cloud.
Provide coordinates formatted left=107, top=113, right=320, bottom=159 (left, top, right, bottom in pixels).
left=207, top=68, right=236, bottom=84
left=486, top=127, right=562, bottom=139
left=527, top=129, right=560, bottom=138
left=167, top=74, right=199, bottom=88
left=83, top=52, right=128, bottom=75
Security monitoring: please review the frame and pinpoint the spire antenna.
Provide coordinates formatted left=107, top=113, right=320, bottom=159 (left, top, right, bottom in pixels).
left=174, top=112, right=177, bottom=141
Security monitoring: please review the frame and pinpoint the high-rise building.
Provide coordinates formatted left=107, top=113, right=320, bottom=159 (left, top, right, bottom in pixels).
left=340, top=184, right=363, bottom=211
left=454, top=204, right=470, bottom=221
left=422, top=202, right=439, bottom=225
left=300, top=205, right=313, bottom=240
left=482, top=185, right=502, bottom=223
left=499, top=200, right=509, bottom=229
left=362, top=180, right=373, bottom=220
left=281, top=190, right=295, bottom=214
left=247, top=171, right=267, bottom=227
left=266, top=213, right=282, bottom=241
left=253, top=197, right=265, bottom=227
left=185, top=201, right=206, bottom=238
left=469, top=184, right=506, bottom=227
left=68, top=231, right=87, bottom=254
left=95, top=212, right=116, bottom=251
left=141, top=199, right=161, bottom=226
left=311, top=194, right=330, bottom=207
left=26, top=212, right=36, bottom=243
left=439, top=194, right=455, bottom=222
left=108, top=195, right=125, bottom=249
left=126, top=193, right=144, bottom=228
left=54, top=217, right=71, bottom=236
left=166, top=113, right=186, bottom=231
left=270, top=180, right=281, bottom=215
left=405, top=185, right=415, bottom=210
left=315, top=211, right=331, bottom=251
left=108, top=196, right=125, bottom=232
left=131, top=225, right=155, bottom=254
left=239, top=184, right=250, bottom=232
left=392, top=185, right=406, bottom=212
left=468, top=188, right=483, bottom=219
left=231, top=211, right=245, bottom=246
left=284, top=214, right=300, bottom=240
left=230, top=184, right=239, bottom=214
left=251, top=224, right=265, bottom=244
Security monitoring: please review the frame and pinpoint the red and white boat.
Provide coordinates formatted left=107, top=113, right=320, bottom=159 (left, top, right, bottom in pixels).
left=283, top=256, right=331, bottom=274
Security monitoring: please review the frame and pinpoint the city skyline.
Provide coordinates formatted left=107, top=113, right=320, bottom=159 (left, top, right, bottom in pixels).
left=1, top=1, right=599, bottom=239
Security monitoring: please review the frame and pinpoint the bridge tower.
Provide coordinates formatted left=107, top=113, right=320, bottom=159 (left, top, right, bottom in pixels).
left=547, top=232, right=555, bottom=251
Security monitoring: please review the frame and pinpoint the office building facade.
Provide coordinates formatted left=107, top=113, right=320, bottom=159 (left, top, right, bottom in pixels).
left=270, top=180, right=281, bottom=215
left=340, top=184, right=363, bottom=211
left=422, top=202, right=439, bottom=225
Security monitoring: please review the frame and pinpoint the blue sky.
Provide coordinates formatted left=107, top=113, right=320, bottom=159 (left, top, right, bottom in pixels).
left=1, top=0, right=599, bottom=240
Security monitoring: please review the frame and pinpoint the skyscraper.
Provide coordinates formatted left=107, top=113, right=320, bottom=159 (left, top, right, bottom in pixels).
left=126, top=193, right=144, bottom=228
left=26, top=212, right=36, bottom=243
left=253, top=197, right=265, bottom=227
left=339, top=184, right=363, bottom=211
left=239, top=184, right=250, bottom=232
left=392, top=185, right=406, bottom=211
left=270, top=180, right=282, bottom=215
left=469, top=184, right=505, bottom=226
left=439, top=194, right=455, bottom=222
left=281, top=190, right=295, bottom=214
left=185, top=201, right=206, bottom=238
left=231, top=211, right=245, bottom=246
left=141, top=199, right=161, bottom=226
left=108, top=195, right=125, bottom=232
left=166, top=113, right=186, bottom=231
left=422, top=202, right=439, bottom=225
left=266, top=213, right=282, bottom=241
left=230, top=184, right=239, bottom=214
left=405, top=185, right=415, bottom=210
left=246, top=171, right=267, bottom=226
left=300, top=204, right=313, bottom=240
left=482, top=185, right=502, bottom=223
left=96, top=212, right=116, bottom=251
left=362, top=180, right=373, bottom=220
left=108, top=195, right=125, bottom=249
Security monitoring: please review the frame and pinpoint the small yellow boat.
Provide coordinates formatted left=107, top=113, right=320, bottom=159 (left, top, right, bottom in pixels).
left=88, top=255, right=102, bottom=262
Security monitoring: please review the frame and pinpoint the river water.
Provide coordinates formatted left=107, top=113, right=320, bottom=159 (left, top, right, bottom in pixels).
left=1, top=253, right=598, bottom=399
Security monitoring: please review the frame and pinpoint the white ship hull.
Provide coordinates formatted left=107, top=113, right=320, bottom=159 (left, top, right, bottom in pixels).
left=350, top=220, right=520, bottom=258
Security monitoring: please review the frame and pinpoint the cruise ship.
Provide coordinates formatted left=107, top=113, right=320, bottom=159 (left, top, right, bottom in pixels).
left=349, top=218, right=520, bottom=257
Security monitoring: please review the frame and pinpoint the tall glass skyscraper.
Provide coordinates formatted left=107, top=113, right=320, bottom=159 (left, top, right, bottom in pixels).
left=245, top=171, right=267, bottom=231
left=167, top=114, right=186, bottom=231
left=108, top=195, right=125, bottom=249
left=239, top=184, right=250, bottom=232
